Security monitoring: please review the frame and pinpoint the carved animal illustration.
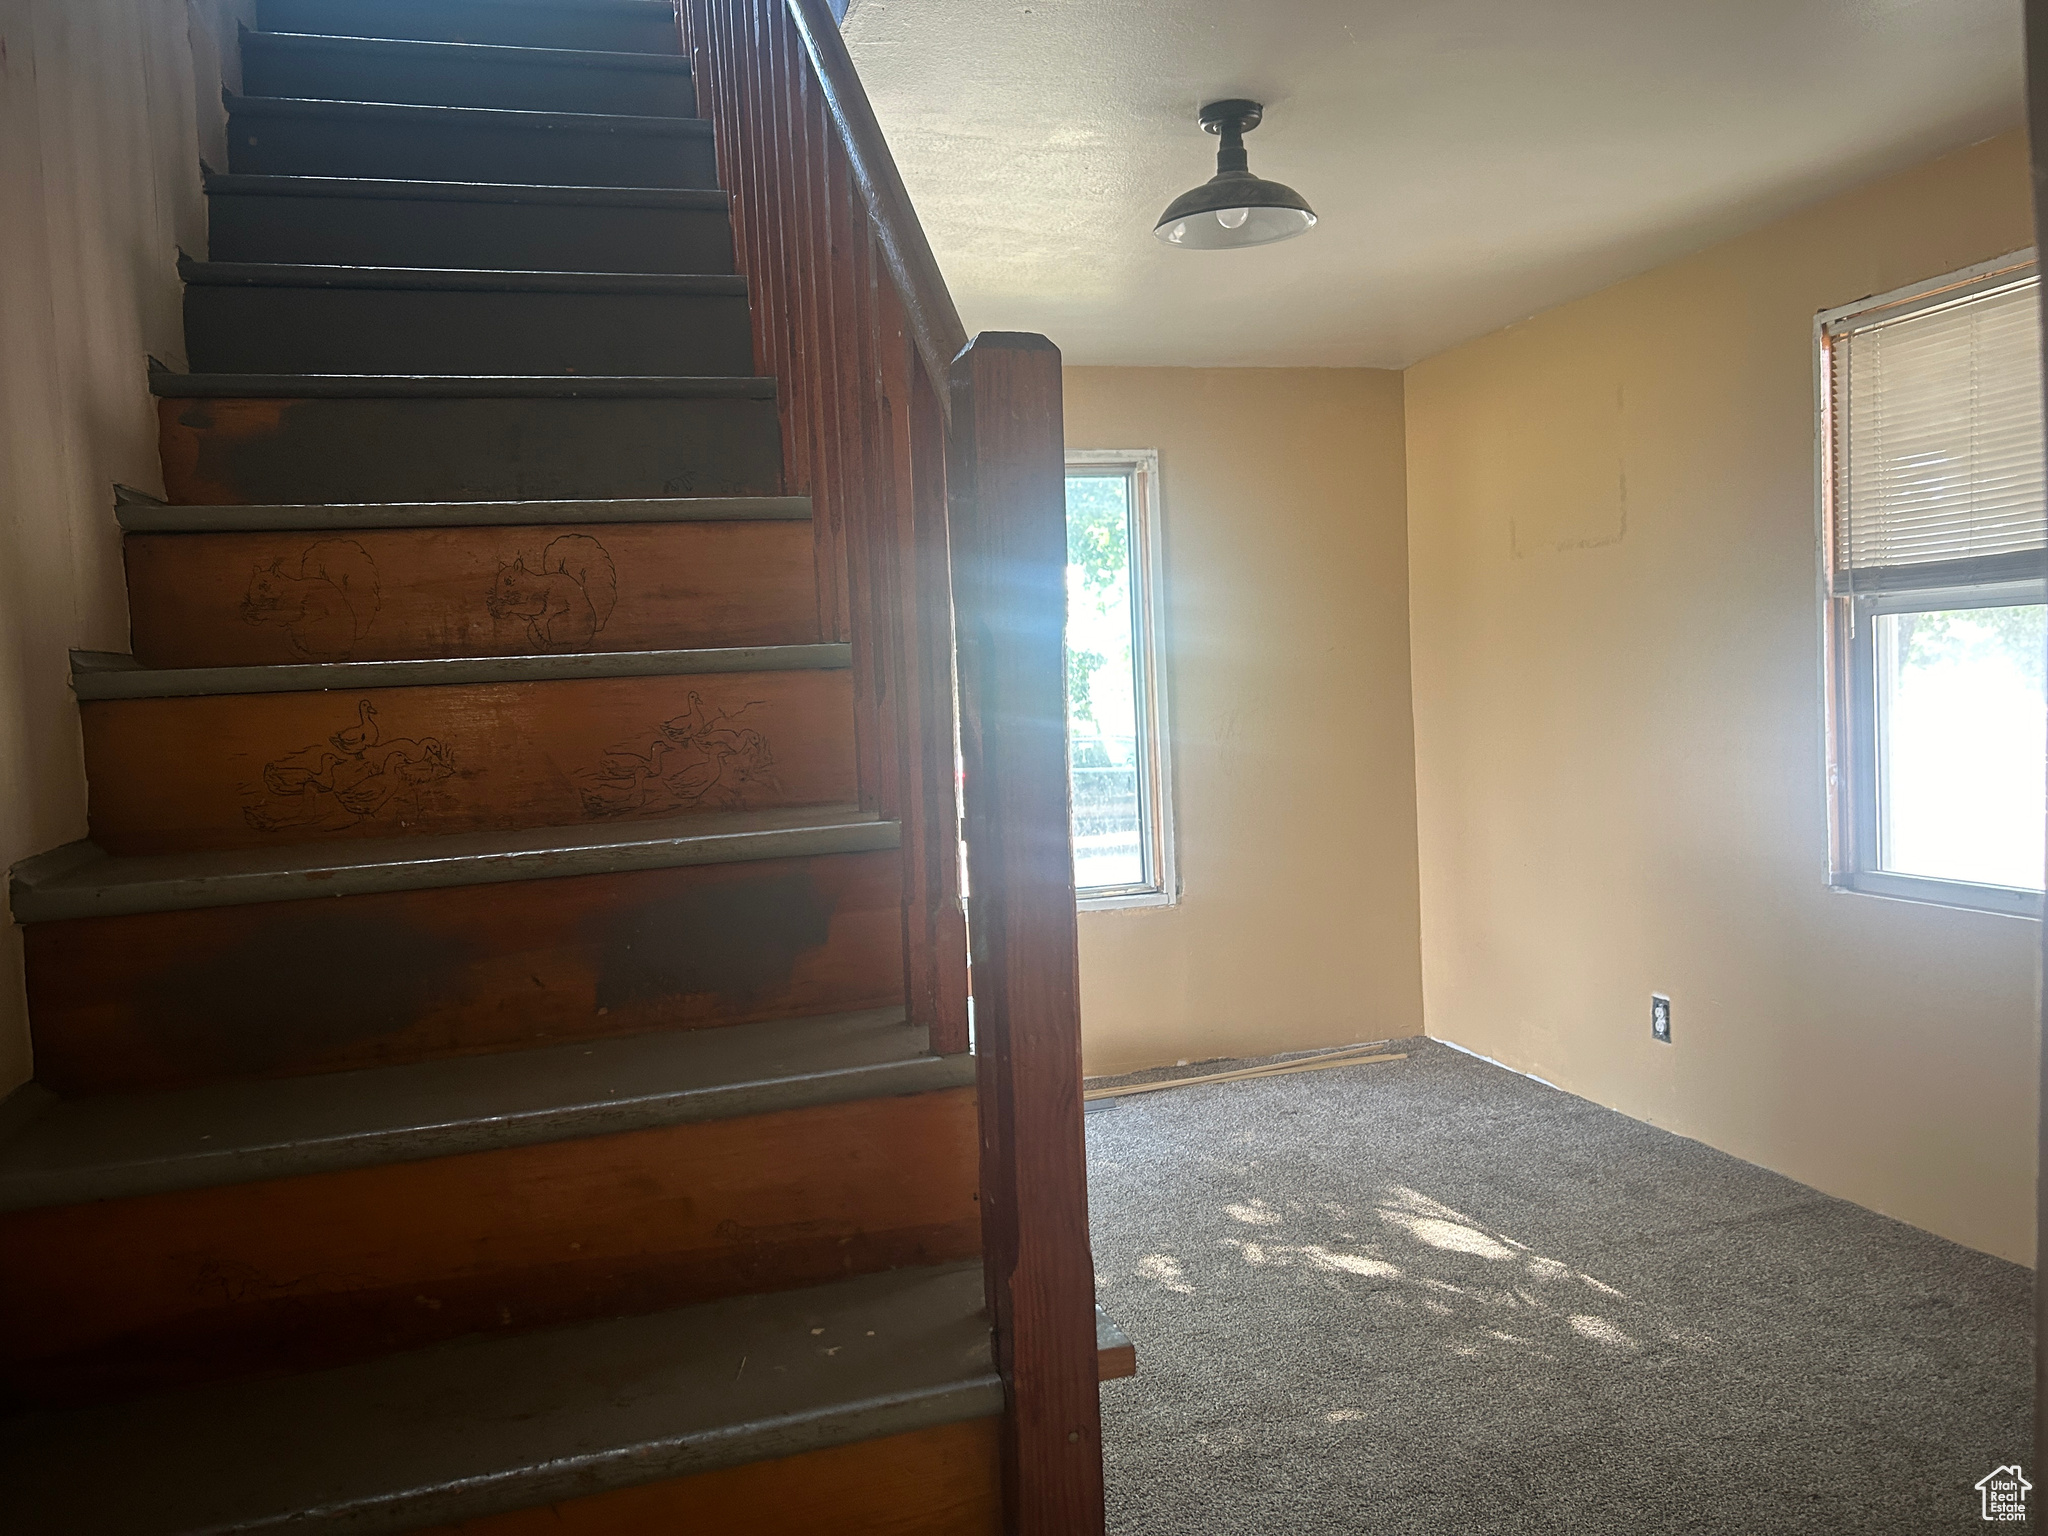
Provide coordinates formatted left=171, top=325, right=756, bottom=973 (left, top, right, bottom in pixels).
left=659, top=691, right=717, bottom=747
left=241, top=540, right=381, bottom=661
left=661, top=691, right=766, bottom=758
left=242, top=699, right=455, bottom=834
left=667, top=727, right=775, bottom=806
left=576, top=697, right=777, bottom=819
left=261, top=747, right=345, bottom=799
left=577, top=739, right=675, bottom=818
left=330, top=699, right=379, bottom=754
left=485, top=534, right=619, bottom=650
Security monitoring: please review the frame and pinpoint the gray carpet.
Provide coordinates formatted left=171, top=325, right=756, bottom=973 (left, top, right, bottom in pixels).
left=1087, top=1037, right=2033, bottom=1534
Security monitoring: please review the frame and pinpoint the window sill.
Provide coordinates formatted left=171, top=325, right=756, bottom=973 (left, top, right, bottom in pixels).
left=1078, top=887, right=1177, bottom=913
left=1833, top=870, right=2043, bottom=920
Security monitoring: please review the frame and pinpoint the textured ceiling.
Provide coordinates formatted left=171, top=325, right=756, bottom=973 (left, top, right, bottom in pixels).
left=841, top=0, right=2027, bottom=368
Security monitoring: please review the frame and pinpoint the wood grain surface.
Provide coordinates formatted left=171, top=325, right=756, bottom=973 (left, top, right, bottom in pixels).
left=949, top=334, right=1105, bottom=1534
left=27, top=850, right=905, bottom=1093
left=83, top=669, right=854, bottom=855
left=0, top=1088, right=979, bottom=1406
left=126, top=521, right=821, bottom=667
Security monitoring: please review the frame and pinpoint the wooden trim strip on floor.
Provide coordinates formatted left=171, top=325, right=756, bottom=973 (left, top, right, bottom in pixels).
left=1083, top=1046, right=1408, bottom=1102
left=1095, top=1305, right=1136, bottom=1382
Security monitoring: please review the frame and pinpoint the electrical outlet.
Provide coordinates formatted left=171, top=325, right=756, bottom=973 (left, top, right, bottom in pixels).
left=1651, top=994, right=1672, bottom=1044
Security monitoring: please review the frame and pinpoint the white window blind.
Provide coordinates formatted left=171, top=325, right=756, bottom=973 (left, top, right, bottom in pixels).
left=1832, top=273, right=2046, bottom=589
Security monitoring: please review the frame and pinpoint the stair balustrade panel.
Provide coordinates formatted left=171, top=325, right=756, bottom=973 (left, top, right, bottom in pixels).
left=684, top=2, right=1106, bottom=1529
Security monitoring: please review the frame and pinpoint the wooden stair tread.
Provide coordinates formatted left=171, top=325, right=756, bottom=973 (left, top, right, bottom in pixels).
left=261, top=0, right=687, bottom=22
left=225, top=88, right=715, bottom=137
left=11, top=803, right=898, bottom=921
left=275, top=0, right=685, bottom=15
left=0, top=1008, right=966, bottom=1211
left=179, top=254, right=746, bottom=296
left=71, top=643, right=850, bottom=700
left=251, top=0, right=688, bottom=60
left=1095, top=1305, right=1136, bottom=1382
left=203, top=171, right=731, bottom=211
left=1, top=1261, right=999, bottom=1535
left=114, top=487, right=808, bottom=531
left=245, top=29, right=695, bottom=75
left=149, top=363, right=776, bottom=398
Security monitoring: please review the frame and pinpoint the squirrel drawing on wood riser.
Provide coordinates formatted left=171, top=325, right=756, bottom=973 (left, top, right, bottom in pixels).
left=240, top=540, right=380, bottom=661
left=485, top=534, right=619, bottom=650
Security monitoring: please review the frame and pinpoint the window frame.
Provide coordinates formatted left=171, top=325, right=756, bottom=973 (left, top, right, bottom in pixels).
left=1816, top=251, right=2045, bottom=919
left=1064, top=449, right=1178, bottom=911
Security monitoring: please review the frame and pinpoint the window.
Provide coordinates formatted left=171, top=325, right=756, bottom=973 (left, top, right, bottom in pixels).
left=1820, top=252, right=2046, bottom=916
left=1065, top=451, right=1175, bottom=908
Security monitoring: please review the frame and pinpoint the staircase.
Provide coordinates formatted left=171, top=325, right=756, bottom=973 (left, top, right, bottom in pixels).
left=0, top=0, right=1104, bottom=1529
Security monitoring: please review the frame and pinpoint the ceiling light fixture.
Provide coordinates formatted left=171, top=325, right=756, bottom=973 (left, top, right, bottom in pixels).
left=1154, top=99, right=1316, bottom=250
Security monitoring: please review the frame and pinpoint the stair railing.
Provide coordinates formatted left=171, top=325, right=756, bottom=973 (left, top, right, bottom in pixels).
left=682, top=2, right=1104, bottom=1529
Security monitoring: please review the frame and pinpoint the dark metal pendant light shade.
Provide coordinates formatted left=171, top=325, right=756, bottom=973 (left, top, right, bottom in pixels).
left=1154, top=99, right=1316, bottom=249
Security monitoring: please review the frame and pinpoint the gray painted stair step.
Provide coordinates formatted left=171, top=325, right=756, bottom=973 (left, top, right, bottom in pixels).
left=179, top=256, right=747, bottom=296
left=225, top=90, right=718, bottom=188
left=177, top=257, right=754, bottom=378
left=246, top=31, right=694, bottom=77
left=201, top=173, right=737, bottom=275
left=113, top=488, right=811, bottom=532
left=243, top=30, right=696, bottom=118
left=149, top=363, right=775, bottom=398
left=0, top=1009, right=968, bottom=1211
left=202, top=172, right=729, bottom=211
left=257, top=0, right=685, bottom=56
left=225, top=90, right=715, bottom=138
left=9, top=804, right=899, bottom=921
left=70, top=643, right=850, bottom=700
left=1, top=1262, right=998, bottom=1535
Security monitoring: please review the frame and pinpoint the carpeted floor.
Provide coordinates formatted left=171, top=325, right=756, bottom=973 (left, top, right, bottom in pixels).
left=1087, top=1037, right=2033, bottom=1535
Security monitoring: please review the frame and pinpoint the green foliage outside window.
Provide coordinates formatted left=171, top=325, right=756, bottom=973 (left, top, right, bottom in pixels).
left=1065, top=475, right=1131, bottom=735
left=1895, top=605, right=2045, bottom=687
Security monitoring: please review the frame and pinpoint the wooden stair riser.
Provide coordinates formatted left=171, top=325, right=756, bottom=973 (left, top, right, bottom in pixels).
left=205, top=183, right=736, bottom=276
left=0, top=1087, right=978, bottom=1409
left=26, top=849, right=905, bottom=1093
left=226, top=99, right=717, bottom=188
left=416, top=1418, right=1001, bottom=1536
left=258, top=0, right=685, bottom=54
left=126, top=521, right=819, bottom=667
left=82, top=670, right=854, bottom=856
left=184, top=282, right=753, bottom=378
left=158, top=395, right=781, bottom=504
left=243, top=35, right=697, bottom=118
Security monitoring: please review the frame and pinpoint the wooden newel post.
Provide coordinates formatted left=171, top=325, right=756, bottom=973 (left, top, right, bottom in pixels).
left=947, top=332, right=1106, bottom=1533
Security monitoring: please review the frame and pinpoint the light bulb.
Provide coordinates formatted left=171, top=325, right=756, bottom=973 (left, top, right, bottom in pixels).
left=1216, top=207, right=1250, bottom=230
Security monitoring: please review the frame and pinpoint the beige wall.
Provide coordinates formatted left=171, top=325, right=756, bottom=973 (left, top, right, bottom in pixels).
left=1064, top=368, right=1425, bottom=1076
left=0, top=0, right=252, bottom=1092
left=1404, top=131, right=2039, bottom=1263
